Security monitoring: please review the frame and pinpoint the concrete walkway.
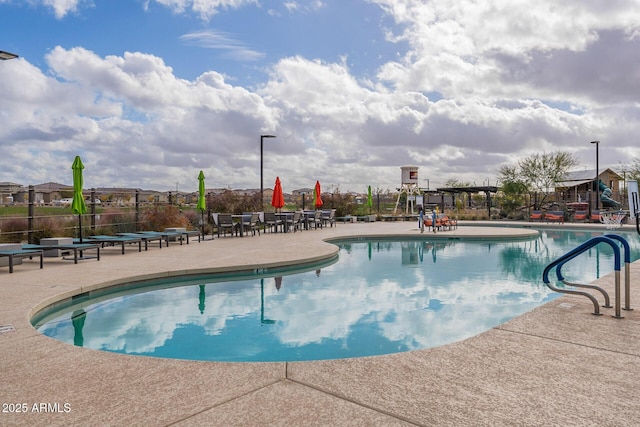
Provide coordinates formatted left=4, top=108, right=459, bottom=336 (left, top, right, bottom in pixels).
left=1, top=221, right=639, bottom=426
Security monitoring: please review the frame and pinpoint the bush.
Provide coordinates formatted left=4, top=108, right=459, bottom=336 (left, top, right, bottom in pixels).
left=32, top=217, right=62, bottom=243
left=207, top=191, right=261, bottom=214
left=0, top=218, right=27, bottom=243
left=141, top=205, right=191, bottom=231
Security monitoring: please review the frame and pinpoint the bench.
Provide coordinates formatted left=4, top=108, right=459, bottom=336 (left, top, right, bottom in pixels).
left=529, top=211, right=543, bottom=221
left=545, top=211, right=565, bottom=223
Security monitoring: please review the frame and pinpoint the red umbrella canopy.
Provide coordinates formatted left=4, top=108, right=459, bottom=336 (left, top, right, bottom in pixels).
left=271, top=176, right=285, bottom=209
left=314, top=180, right=323, bottom=208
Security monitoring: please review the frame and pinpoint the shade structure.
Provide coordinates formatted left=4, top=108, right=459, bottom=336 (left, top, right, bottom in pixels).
left=271, top=176, right=285, bottom=210
left=197, top=171, right=206, bottom=239
left=71, top=156, right=87, bottom=242
left=314, top=180, right=323, bottom=208
left=367, top=185, right=373, bottom=213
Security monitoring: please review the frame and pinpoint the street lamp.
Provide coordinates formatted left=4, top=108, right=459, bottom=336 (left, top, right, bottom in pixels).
left=260, top=134, right=276, bottom=210
left=591, top=140, right=600, bottom=211
left=0, top=50, right=18, bottom=60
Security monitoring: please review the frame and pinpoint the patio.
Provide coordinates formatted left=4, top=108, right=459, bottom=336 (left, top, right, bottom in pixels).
left=2, top=221, right=639, bottom=426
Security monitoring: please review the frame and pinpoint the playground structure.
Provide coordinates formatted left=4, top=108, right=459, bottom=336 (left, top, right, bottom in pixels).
left=394, top=166, right=422, bottom=214
left=599, top=180, right=622, bottom=209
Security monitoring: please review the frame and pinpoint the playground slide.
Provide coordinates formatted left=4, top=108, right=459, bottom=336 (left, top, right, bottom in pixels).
left=599, top=180, right=622, bottom=209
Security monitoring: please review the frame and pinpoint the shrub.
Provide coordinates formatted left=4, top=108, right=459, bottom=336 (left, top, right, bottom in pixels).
left=32, top=217, right=62, bottom=243
left=207, top=191, right=261, bottom=214
left=0, top=218, right=27, bottom=243
left=141, top=205, right=191, bottom=231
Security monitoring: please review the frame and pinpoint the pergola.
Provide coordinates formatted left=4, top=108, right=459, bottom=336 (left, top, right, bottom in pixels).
left=434, top=186, right=499, bottom=218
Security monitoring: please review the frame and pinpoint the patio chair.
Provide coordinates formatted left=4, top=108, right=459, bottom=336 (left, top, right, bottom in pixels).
left=321, top=209, right=336, bottom=227
left=285, top=211, right=304, bottom=232
left=240, top=213, right=260, bottom=236
left=263, top=212, right=283, bottom=233
left=441, top=215, right=457, bottom=230
left=310, top=210, right=323, bottom=229
left=217, top=214, right=237, bottom=237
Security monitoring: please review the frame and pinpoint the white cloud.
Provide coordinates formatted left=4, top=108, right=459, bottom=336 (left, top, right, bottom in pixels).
left=180, top=30, right=265, bottom=61
left=42, top=0, right=84, bottom=18
left=152, top=0, right=257, bottom=19
left=2, top=1, right=640, bottom=192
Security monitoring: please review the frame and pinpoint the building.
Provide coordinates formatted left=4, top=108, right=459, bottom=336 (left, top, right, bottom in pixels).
left=555, top=168, right=623, bottom=209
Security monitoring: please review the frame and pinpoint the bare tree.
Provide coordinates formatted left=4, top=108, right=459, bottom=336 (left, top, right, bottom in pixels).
left=628, top=158, right=640, bottom=183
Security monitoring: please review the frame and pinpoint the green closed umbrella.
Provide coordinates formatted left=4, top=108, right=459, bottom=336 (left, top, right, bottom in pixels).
left=71, top=309, right=87, bottom=347
left=197, top=171, right=206, bottom=239
left=367, top=185, right=373, bottom=214
left=71, top=156, right=87, bottom=242
left=198, top=284, right=206, bottom=314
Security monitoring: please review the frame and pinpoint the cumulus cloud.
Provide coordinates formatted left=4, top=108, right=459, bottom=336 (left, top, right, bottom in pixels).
left=2, top=0, right=640, bottom=192
left=151, top=0, right=257, bottom=19
left=42, top=0, right=84, bottom=18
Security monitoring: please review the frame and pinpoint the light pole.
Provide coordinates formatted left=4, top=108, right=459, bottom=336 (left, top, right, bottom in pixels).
left=260, top=134, right=276, bottom=210
left=591, top=140, right=600, bottom=211
left=0, top=50, right=19, bottom=60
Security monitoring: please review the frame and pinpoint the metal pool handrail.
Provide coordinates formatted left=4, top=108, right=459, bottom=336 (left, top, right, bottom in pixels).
left=543, top=236, right=622, bottom=317
left=604, top=234, right=633, bottom=313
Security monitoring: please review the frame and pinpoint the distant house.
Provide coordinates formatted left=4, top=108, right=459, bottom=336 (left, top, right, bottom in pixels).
left=0, top=182, right=24, bottom=204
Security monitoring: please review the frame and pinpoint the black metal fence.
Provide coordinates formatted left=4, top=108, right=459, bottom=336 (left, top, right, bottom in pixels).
left=0, top=186, right=147, bottom=244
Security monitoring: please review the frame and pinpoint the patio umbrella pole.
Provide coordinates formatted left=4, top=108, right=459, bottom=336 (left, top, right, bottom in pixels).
left=201, top=211, right=205, bottom=241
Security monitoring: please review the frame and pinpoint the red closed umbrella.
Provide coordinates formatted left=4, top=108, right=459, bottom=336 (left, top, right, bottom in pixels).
left=271, top=176, right=284, bottom=210
left=314, top=180, right=323, bottom=209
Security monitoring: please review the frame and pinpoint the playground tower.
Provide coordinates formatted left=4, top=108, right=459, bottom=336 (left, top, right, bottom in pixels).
left=394, top=166, right=422, bottom=214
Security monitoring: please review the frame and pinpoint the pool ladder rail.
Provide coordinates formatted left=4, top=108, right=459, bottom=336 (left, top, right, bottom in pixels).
left=543, top=234, right=633, bottom=318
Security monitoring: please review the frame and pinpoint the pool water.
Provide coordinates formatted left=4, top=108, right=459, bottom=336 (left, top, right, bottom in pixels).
left=34, top=229, right=640, bottom=362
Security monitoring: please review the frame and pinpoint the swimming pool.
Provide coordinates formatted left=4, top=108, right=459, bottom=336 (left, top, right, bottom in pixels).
left=33, top=229, right=640, bottom=362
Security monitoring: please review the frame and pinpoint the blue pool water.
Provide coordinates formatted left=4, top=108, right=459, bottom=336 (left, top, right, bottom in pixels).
left=33, top=229, right=640, bottom=362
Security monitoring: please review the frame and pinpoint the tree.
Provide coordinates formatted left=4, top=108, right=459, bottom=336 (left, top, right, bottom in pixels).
left=444, top=178, right=471, bottom=187
left=498, top=152, right=577, bottom=209
left=628, top=158, right=640, bottom=183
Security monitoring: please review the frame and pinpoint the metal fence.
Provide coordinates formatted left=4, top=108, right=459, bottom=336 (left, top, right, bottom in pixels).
left=0, top=186, right=145, bottom=244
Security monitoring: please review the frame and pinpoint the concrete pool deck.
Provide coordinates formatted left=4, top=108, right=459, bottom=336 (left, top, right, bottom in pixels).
left=1, top=221, right=639, bottom=426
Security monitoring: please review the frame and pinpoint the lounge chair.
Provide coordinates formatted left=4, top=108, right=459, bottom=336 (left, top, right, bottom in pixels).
left=0, top=249, right=44, bottom=273
left=22, top=242, right=100, bottom=264
left=117, top=232, right=165, bottom=249
left=84, top=235, right=144, bottom=254
left=137, top=230, right=192, bottom=246
left=590, top=211, right=601, bottom=223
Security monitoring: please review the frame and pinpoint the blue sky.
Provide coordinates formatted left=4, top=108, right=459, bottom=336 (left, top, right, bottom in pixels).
left=1, top=0, right=639, bottom=194
left=2, top=1, right=402, bottom=86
